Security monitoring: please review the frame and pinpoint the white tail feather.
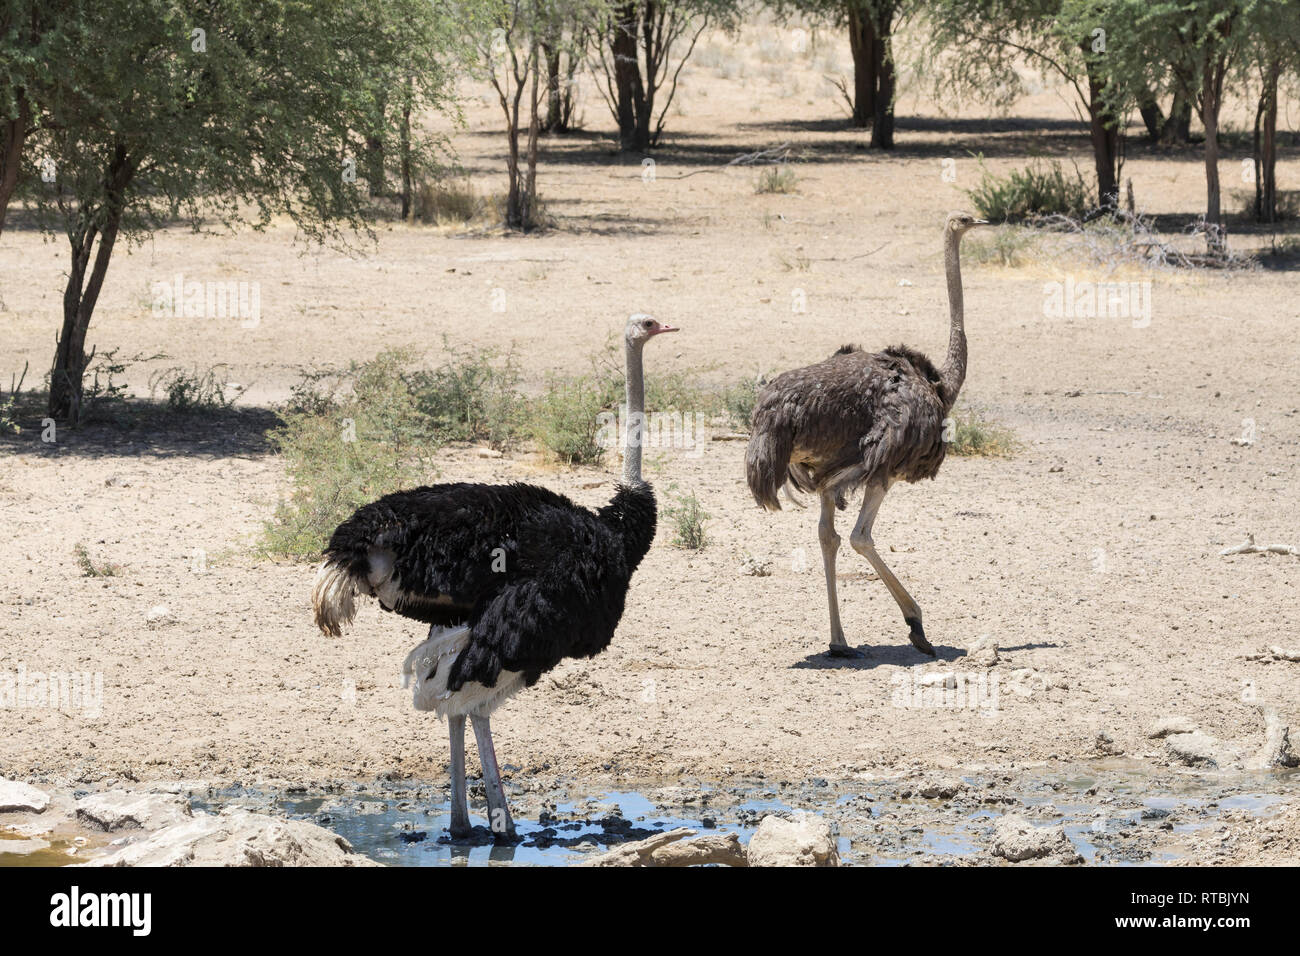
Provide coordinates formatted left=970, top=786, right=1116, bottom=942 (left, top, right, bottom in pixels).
left=312, top=561, right=357, bottom=636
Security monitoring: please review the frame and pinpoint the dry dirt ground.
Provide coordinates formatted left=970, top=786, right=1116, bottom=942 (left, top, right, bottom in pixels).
left=1, top=26, right=1298, bottom=861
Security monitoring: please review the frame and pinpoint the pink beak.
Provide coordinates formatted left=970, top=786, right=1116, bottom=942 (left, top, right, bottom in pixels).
left=650, top=324, right=679, bottom=336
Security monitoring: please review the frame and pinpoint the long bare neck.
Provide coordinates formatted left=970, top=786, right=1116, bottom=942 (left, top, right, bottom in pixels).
left=623, top=338, right=646, bottom=484
left=938, top=228, right=967, bottom=409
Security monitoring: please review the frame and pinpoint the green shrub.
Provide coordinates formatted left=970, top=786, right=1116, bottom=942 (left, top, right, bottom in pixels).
left=721, top=375, right=763, bottom=429
left=664, top=488, right=709, bottom=549
left=411, top=176, right=483, bottom=225
left=409, top=342, right=527, bottom=449
left=946, top=406, right=1019, bottom=457
left=966, top=155, right=1091, bottom=222
left=262, top=350, right=438, bottom=559
left=532, top=373, right=610, bottom=465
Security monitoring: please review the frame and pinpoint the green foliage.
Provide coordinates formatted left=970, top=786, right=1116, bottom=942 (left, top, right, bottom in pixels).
left=262, top=350, right=438, bottom=559
left=720, top=375, right=763, bottom=429
left=947, top=406, right=1019, bottom=457
left=664, top=487, right=709, bottom=549
left=966, top=155, right=1091, bottom=222
left=532, top=373, right=611, bottom=466
left=74, top=542, right=122, bottom=577
left=409, top=342, right=528, bottom=449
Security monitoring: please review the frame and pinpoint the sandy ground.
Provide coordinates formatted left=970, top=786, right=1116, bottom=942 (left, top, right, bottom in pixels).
left=2, top=26, right=1298, bottom=861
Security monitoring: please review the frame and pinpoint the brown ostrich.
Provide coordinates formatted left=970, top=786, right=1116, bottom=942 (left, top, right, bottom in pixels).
left=745, top=211, right=989, bottom=658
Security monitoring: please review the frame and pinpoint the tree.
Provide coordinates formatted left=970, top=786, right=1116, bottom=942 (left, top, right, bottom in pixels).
left=593, top=0, right=731, bottom=151
left=1242, top=0, right=1300, bottom=223
left=20, top=0, right=460, bottom=421
left=0, top=1, right=81, bottom=236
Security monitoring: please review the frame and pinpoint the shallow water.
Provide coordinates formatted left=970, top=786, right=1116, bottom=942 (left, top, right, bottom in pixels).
left=184, top=766, right=1296, bottom=867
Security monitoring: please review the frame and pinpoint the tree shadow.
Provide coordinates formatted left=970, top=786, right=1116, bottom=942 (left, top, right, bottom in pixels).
left=0, top=393, right=281, bottom=460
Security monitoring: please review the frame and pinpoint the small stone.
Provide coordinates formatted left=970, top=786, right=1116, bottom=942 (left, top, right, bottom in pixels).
left=474, top=447, right=503, bottom=459
left=966, top=634, right=999, bottom=666
left=1094, top=732, right=1123, bottom=756
left=145, top=605, right=172, bottom=623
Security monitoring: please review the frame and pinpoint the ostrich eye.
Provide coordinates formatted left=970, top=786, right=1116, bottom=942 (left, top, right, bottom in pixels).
left=642, top=320, right=653, bottom=329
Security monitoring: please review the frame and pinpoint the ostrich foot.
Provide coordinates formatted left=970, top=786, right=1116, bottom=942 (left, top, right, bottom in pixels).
left=827, top=643, right=866, bottom=659
left=905, top=617, right=936, bottom=657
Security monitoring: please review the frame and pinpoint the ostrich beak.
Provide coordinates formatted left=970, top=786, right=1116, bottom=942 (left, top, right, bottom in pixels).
left=973, top=219, right=990, bottom=226
left=650, top=324, right=679, bottom=336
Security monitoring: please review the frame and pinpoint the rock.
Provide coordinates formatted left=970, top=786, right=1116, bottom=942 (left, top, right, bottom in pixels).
left=0, top=837, right=51, bottom=857
left=1094, top=731, right=1124, bottom=756
left=145, top=605, right=172, bottom=623
left=990, top=814, right=1082, bottom=864
left=746, top=812, right=839, bottom=867
left=1149, top=716, right=1197, bottom=738
left=0, top=779, right=51, bottom=814
left=1248, top=706, right=1300, bottom=770
left=75, top=791, right=192, bottom=831
left=918, top=778, right=966, bottom=800
left=80, top=808, right=377, bottom=867
left=1165, top=732, right=1242, bottom=770
left=582, top=828, right=748, bottom=867
left=474, top=447, right=503, bottom=459
left=965, top=634, right=999, bottom=666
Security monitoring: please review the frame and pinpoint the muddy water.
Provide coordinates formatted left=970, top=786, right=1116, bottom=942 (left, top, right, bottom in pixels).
left=186, top=765, right=1298, bottom=867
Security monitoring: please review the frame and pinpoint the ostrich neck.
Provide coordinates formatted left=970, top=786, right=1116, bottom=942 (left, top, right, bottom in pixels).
left=939, top=230, right=967, bottom=409
left=623, top=339, right=646, bottom=484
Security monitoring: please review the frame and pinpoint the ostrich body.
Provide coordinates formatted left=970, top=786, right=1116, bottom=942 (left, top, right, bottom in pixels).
left=745, top=212, right=988, bottom=658
left=312, top=314, right=676, bottom=842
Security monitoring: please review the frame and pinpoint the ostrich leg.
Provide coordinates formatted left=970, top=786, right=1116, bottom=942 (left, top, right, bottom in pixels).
left=470, top=714, right=516, bottom=843
left=849, top=485, right=936, bottom=656
left=819, top=490, right=862, bottom=658
left=447, top=715, right=470, bottom=838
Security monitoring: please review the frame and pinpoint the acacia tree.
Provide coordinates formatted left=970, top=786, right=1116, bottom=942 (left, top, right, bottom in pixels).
left=21, top=0, right=460, bottom=421
left=924, top=0, right=1126, bottom=206
left=594, top=0, right=732, bottom=151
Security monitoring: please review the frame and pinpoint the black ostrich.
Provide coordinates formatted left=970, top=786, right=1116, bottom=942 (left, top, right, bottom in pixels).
left=311, top=314, right=677, bottom=842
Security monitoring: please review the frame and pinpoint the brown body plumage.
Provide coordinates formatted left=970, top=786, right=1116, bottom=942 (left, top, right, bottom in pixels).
left=745, top=212, right=989, bottom=658
left=747, top=343, right=950, bottom=512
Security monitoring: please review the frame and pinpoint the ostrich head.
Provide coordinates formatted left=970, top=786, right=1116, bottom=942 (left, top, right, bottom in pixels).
left=625, top=313, right=678, bottom=346
left=945, top=211, right=990, bottom=236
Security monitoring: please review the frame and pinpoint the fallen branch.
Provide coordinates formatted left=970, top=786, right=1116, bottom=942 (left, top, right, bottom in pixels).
left=1219, top=533, right=1300, bottom=557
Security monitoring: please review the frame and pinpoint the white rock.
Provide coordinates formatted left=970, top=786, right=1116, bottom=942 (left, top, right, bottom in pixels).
left=0, top=837, right=50, bottom=856
left=1165, top=732, right=1242, bottom=770
left=75, top=791, right=192, bottom=831
left=966, top=634, right=999, bottom=666
left=991, top=814, right=1082, bottom=864
left=746, top=812, right=839, bottom=867
left=474, top=447, right=503, bottom=459
left=79, top=808, right=378, bottom=867
left=1148, top=716, right=1197, bottom=738
left=145, top=605, right=172, bottom=623
left=0, top=779, right=51, bottom=814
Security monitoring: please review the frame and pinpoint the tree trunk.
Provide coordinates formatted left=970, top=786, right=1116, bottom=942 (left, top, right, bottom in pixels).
left=399, top=75, right=413, bottom=221
left=846, top=3, right=876, bottom=129
left=869, top=8, right=895, bottom=149
left=1159, top=90, right=1192, bottom=144
left=1201, top=52, right=1227, bottom=252
left=611, top=2, right=648, bottom=151
left=365, top=90, right=388, bottom=198
left=1137, top=94, right=1163, bottom=142
left=542, top=40, right=565, bottom=133
left=1254, top=59, right=1279, bottom=224
left=1081, top=49, right=1119, bottom=208
left=48, top=148, right=133, bottom=422
left=0, top=91, right=30, bottom=236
